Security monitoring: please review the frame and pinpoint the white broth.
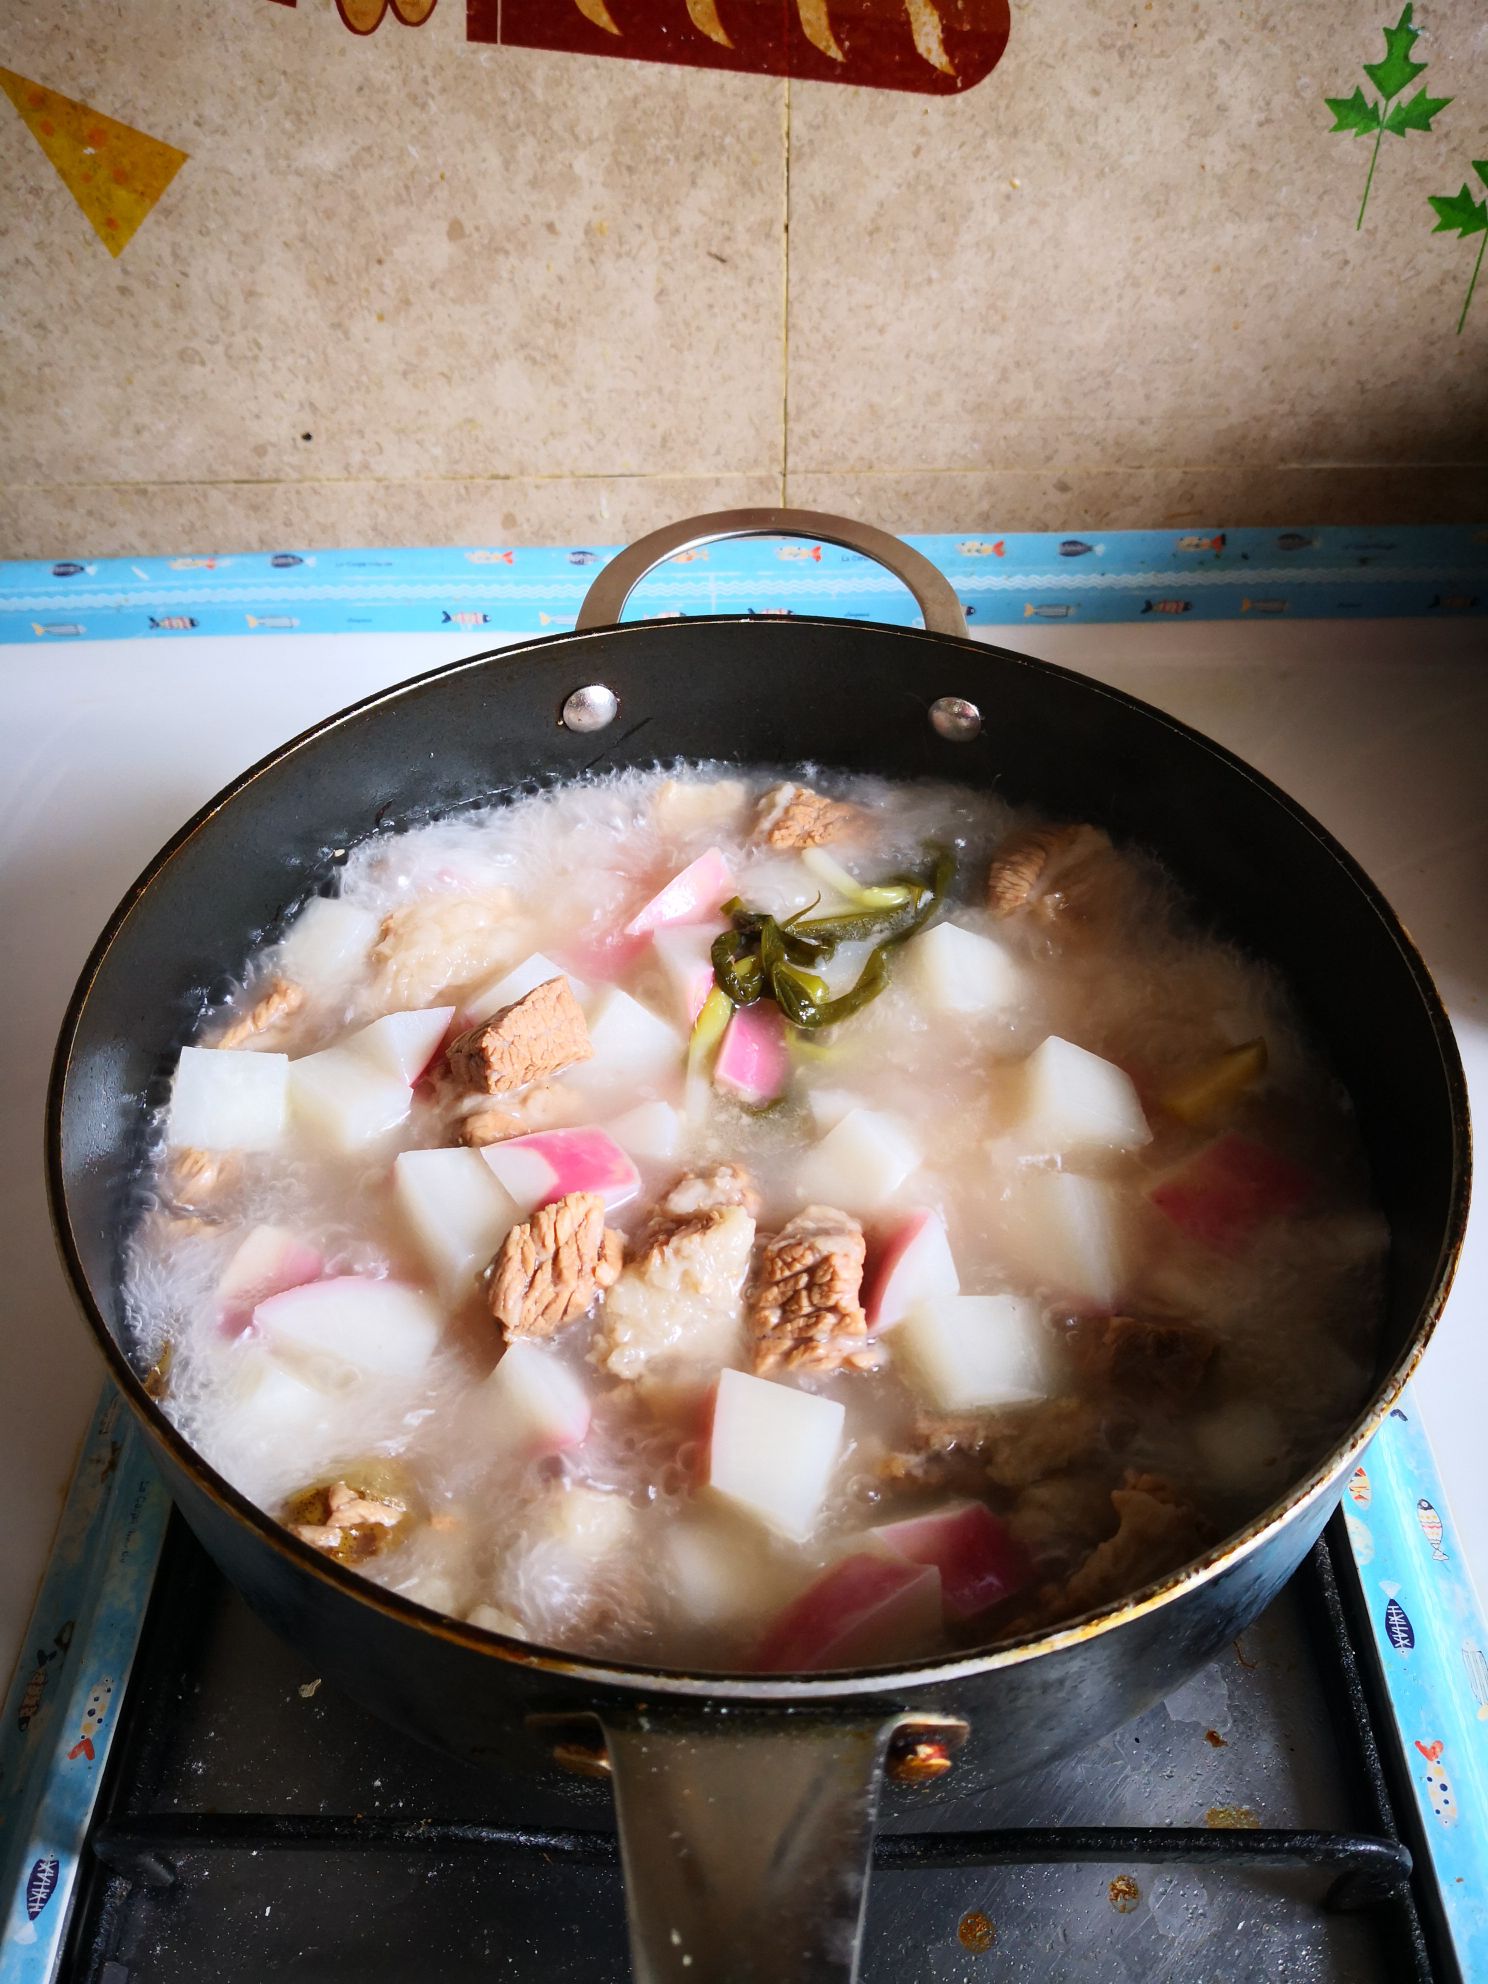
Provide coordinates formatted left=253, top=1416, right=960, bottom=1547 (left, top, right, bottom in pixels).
left=125, top=765, right=1384, bottom=1670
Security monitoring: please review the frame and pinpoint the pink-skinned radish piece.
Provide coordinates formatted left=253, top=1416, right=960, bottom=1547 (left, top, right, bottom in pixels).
left=623, top=847, right=734, bottom=938
left=705, top=1368, right=844, bottom=1542
left=559, top=928, right=652, bottom=984
left=349, top=1007, right=455, bottom=1085
left=252, top=1276, right=442, bottom=1378
left=480, top=1125, right=641, bottom=1217
left=478, top=1339, right=591, bottom=1456
left=714, top=1001, right=789, bottom=1108
left=652, top=925, right=721, bottom=1026
left=868, top=1501, right=1032, bottom=1620
left=218, top=1225, right=322, bottom=1335
left=1150, top=1133, right=1312, bottom=1252
left=864, top=1208, right=959, bottom=1332
left=753, top=1553, right=941, bottom=1671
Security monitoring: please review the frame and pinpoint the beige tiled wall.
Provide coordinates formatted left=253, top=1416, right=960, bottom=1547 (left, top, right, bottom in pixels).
left=2, top=0, right=1484, bottom=555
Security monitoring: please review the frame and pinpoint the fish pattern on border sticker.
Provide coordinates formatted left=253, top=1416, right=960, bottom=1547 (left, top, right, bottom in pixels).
left=1382, top=1582, right=1415, bottom=1653
left=1416, top=1498, right=1448, bottom=1561
left=1347, top=1465, right=1372, bottom=1508
left=1345, top=1512, right=1374, bottom=1563
left=1461, top=1640, right=1488, bottom=1720
left=25, top=1854, right=59, bottom=1922
left=1414, top=1739, right=1459, bottom=1828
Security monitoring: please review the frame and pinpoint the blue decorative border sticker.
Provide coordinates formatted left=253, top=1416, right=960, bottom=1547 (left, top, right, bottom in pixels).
left=1, top=524, right=1485, bottom=643
left=1345, top=1400, right=1488, bottom=1971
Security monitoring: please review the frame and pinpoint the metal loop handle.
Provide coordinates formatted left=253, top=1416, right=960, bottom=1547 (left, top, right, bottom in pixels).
left=574, top=507, right=968, bottom=638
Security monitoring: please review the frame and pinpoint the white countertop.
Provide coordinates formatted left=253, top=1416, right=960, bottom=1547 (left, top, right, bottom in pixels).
left=3, top=619, right=1484, bottom=1686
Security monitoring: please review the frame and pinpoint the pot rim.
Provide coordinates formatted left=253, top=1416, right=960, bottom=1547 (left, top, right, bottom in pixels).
left=46, top=613, right=1473, bottom=1700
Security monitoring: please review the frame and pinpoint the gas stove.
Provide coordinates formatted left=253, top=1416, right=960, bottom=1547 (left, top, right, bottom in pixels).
left=52, top=1511, right=1451, bottom=1984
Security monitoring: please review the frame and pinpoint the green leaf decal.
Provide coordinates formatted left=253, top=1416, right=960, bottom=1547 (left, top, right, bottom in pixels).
left=1327, top=86, right=1381, bottom=134
left=1362, top=5, right=1426, bottom=100
left=1384, top=87, right=1452, bottom=136
left=1429, top=183, right=1488, bottom=237
left=1428, top=163, right=1488, bottom=333
left=1326, top=3, right=1451, bottom=228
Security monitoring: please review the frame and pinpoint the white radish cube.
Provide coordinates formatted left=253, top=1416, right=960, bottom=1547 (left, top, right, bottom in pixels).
left=606, top=1099, right=682, bottom=1163
left=706, top=1368, right=844, bottom=1542
left=468, top=1602, right=528, bottom=1638
left=623, top=847, right=734, bottom=937
left=567, top=988, right=681, bottom=1089
left=864, top=1208, right=959, bottom=1332
left=1192, top=1401, right=1290, bottom=1495
left=167, top=1046, right=288, bottom=1151
left=806, top=1088, right=864, bottom=1134
left=464, top=954, right=588, bottom=1027
left=1008, top=1036, right=1151, bottom=1158
left=652, top=926, right=720, bottom=1026
left=223, top=1346, right=334, bottom=1442
left=480, top=1126, right=641, bottom=1217
left=277, top=897, right=379, bottom=987
left=253, top=1275, right=442, bottom=1377
left=714, top=1002, right=788, bottom=1108
left=478, top=1339, right=591, bottom=1455
left=895, top=1293, right=1057, bottom=1412
left=662, top=1517, right=804, bottom=1629
left=217, top=1225, right=322, bottom=1333
left=904, top=922, right=1023, bottom=1017
left=1000, top=1167, right=1126, bottom=1309
left=349, top=1007, right=454, bottom=1084
left=288, top=1045, right=411, bottom=1150
left=796, top=1108, right=919, bottom=1212
left=394, top=1147, right=517, bottom=1295
left=539, top=1486, right=637, bottom=1558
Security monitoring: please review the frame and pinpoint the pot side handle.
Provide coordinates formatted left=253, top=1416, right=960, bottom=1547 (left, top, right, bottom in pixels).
left=596, top=1706, right=911, bottom=1984
left=573, top=508, right=968, bottom=639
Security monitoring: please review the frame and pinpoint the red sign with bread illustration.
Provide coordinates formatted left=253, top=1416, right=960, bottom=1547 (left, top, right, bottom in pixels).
left=272, top=0, right=1011, bottom=95
left=476, top=0, right=1011, bottom=95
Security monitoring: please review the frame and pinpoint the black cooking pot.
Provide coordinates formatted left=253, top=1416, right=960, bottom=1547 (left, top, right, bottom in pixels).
left=49, top=512, right=1470, bottom=1983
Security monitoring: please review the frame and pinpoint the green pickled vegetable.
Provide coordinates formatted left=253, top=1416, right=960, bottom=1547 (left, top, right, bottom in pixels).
left=711, top=844, right=954, bottom=1031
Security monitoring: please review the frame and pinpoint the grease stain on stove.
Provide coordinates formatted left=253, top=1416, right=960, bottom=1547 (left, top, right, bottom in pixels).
left=1204, top=1805, right=1261, bottom=1829
left=1203, top=1728, right=1228, bottom=1748
left=956, top=1909, right=995, bottom=1953
left=1107, top=1874, right=1141, bottom=1913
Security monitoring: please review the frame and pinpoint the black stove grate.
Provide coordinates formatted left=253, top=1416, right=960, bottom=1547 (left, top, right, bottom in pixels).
left=60, top=1513, right=1456, bottom=1984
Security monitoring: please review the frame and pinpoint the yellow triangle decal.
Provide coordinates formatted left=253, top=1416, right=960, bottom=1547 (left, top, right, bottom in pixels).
left=0, top=68, right=186, bottom=256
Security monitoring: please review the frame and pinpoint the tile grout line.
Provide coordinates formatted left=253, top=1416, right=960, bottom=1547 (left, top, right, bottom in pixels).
left=780, top=73, right=791, bottom=510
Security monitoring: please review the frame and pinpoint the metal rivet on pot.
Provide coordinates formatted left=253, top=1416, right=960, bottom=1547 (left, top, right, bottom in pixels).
left=886, top=1738, right=956, bottom=1786
left=929, top=695, right=982, bottom=742
left=886, top=1713, right=970, bottom=1786
left=562, top=684, right=619, bottom=733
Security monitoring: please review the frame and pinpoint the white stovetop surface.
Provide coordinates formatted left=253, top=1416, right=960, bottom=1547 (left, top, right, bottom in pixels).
left=3, top=619, right=1484, bottom=1686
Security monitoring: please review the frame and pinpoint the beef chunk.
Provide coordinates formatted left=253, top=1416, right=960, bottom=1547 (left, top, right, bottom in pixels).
left=752, top=782, right=862, bottom=849
left=215, top=978, right=304, bottom=1049
left=489, top=1190, right=623, bottom=1340
left=985, top=823, right=1113, bottom=923
left=372, top=890, right=520, bottom=1008
left=591, top=1197, right=756, bottom=1384
left=1067, top=1312, right=1216, bottom=1404
left=751, top=1205, right=878, bottom=1376
left=284, top=1480, right=405, bottom=1564
left=1054, top=1470, right=1206, bottom=1616
left=447, top=976, right=592, bottom=1096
